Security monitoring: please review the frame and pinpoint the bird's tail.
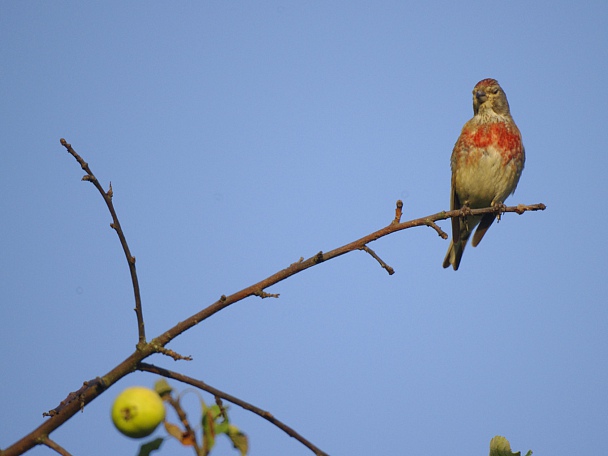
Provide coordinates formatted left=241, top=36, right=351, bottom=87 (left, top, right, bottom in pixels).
left=443, top=239, right=465, bottom=270
left=442, top=216, right=479, bottom=270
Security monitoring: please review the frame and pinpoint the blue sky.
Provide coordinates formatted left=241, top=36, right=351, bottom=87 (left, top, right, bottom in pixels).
left=1, top=2, right=607, bottom=455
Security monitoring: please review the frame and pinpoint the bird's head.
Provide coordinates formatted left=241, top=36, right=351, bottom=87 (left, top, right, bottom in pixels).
left=472, top=78, right=511, bottom=117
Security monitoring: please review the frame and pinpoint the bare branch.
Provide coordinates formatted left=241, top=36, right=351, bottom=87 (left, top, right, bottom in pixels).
left=43, top=377, right=107, bottom=417
left=59, top=139, right=146, bottom=344
left=138, top=363, right=330, bottom=456
left=152, top=202, right=546, bottom=352
left=1, top=140, right=545, bottom=455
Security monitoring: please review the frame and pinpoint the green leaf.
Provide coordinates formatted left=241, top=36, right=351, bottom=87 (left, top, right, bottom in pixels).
left=489, top=436, right=532, bottom=456
left=209, top=404, right=223, bottom=420
left=214, top=420, right=230, bottom=435
left=202, top=407, right=217, bottom=453
left=154, top=379, right=173, bottom=398
left=227, top=424, right=248, bottom=456
left=137, top=437, right=164, bottom=456
left=200, top=396, right=237, bottom=453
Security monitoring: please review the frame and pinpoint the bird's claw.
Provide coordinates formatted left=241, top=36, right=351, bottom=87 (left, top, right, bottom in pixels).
left=494, top=202, right=507, bottom=221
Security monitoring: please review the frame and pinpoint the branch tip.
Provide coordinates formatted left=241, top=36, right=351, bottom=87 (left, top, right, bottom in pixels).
left=290, top=257, right=305, bottom=267
left=392, top=199, right=404, bottom=224
left=254, top=290, right=280, bottom=299
left=425, top=220, right=448, bottom=239
left=156, top=347, right=193, bottom=361
left=360, top=245, right=395, bottom=275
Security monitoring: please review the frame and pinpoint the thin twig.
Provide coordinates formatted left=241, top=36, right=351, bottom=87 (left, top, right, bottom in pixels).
left=138, top=363, right=330, bottom=456
left=424, top=219, right=448, bottom=239
left=59, top=139, right=146, bottom=344
left=164, top=394, right=200, bottom=453
left=214, top=396, right=229, bottom=422
left=254, top=290, right=281, bottom=298
left=39, top=437, right=72, bottom=456
left=360, top=245, right=394, bottom=275
left=155, top=346, right=193, bottom=361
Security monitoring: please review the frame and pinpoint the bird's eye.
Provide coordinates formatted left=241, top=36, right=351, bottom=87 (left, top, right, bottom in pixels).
left=491, top=88, right=500, bottom=94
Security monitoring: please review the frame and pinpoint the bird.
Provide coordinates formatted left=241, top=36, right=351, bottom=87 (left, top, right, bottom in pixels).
left=443, top=78, right=525, bottom=270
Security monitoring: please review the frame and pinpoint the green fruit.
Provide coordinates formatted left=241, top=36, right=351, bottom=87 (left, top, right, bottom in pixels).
left=111, top=386, right=165, bottom=438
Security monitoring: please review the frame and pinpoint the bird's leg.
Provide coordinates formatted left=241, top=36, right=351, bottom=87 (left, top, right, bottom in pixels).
left=492, top=201, right=507, bottom=222
left=460, top=203, right=473, bottom=217
left=460, top=203, right=473, bottom=232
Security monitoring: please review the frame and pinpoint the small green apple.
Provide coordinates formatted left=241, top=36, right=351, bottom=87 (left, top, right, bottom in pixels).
left=111, top=386, right=165, bottom=438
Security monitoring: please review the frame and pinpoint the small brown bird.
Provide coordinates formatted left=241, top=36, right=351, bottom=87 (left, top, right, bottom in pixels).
left=443, top=79, right=525, bottom=270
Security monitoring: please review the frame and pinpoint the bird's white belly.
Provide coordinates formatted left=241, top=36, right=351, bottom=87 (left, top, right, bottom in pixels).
left=455, top=148, right=517, bottom=208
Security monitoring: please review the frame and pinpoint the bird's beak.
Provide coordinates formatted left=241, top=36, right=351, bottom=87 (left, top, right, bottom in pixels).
left=475, top=90, right=488, bottom=103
